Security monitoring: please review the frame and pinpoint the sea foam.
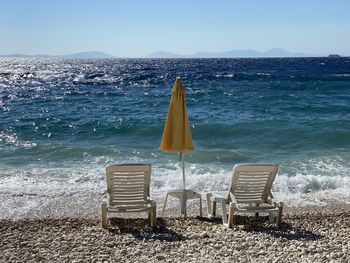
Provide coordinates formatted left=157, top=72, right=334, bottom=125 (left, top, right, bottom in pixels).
left=1, top=159, right=349, bottom=219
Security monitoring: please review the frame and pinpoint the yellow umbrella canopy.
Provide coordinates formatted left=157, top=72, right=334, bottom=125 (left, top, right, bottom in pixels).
left=160, top=77, right=194, bottom=153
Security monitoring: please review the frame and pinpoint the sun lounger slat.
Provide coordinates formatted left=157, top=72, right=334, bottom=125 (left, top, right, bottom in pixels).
left=236, top=199, right=264, bottom=203
left=112, top=176, right=144, bottom=180
left=112, top=192, right=144, bottom=197
left=236, top=192, right=265, bottom=197
left=236, top=186, right=267, bottom=190
left=113, top=189, right=145, bottom=194
left=112, top=172, right=145, bottom=175
left=112, top=200, right=149, bottom=206
left=113, top=191, right=145, bottom=196
left=112, top=176, right=145, bottom=179
left=235, top=194, right=264, bottom=198
left=113, top=183, right=145, bottom=188
left=113, top=195, right=144, bottom=199
left=237, top=178, right=269, bottom=183
left=112, top=197, right=145, bottom=201
left=235, top=190, right=265, bottom=194
left=113, top=179, right=145, bottom=183
left=238, top=206, right=279, bottom=211
left=239, top=174, right=269, bottom=177
left=113, top=182, right=146, bottom=186
left=107, top=206, right=151, bottom=212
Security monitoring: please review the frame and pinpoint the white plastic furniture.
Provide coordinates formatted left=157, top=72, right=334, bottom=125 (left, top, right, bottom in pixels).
left=101, top=164, right=156, bottom=228
left=207, top=163, right=284, bottom=227
left=161, top=189, right=202, bottom=217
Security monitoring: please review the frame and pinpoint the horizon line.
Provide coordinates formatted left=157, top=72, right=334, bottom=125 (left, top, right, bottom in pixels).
left=0, top=48, right=349, bottom=58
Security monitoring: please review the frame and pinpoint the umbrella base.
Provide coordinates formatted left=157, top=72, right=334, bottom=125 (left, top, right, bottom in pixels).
left=161, top=189, right=202, bottom=218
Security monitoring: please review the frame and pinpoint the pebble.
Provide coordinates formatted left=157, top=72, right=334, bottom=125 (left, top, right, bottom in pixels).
left=156, top=255, right=166, bottom=260
left=0, top=204, right=349, bottom=262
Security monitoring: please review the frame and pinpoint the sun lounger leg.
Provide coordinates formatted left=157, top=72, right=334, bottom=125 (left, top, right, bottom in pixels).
left=199, top=196, right=203, bottom=217
left=161, top=193, right=169, bottom=217
left=183, top=191, right=187, bottom=218
left=101, top=201, right=107, bottom=229
left=268, top=212, right=275, bottom=223
left=277, top=202, right=284, bottom=226
left=178, top=197, right=183, bottom=217
left=150, top=201, right=157, bottom=227
left=206, top=193, right=212, bottom=217
left=228, top=202, right=235, bottom=228
left=221, top=200, right=228, bottom=224
left=212, top=201, right=217, bottom=217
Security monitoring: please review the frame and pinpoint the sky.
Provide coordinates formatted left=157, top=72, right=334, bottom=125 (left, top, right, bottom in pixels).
left=0, top=0, right=349, bottom=57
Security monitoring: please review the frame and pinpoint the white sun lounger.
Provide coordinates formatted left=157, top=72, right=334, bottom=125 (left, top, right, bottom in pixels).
left=207, top=163, right=284, bottom=227
left=101, top=164, right=157, bottom=228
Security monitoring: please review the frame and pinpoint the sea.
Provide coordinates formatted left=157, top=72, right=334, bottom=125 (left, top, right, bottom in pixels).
left=0, top=57, right=349, bottom=219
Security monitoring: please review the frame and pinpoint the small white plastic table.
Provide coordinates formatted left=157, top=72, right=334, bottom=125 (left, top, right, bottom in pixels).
left=161, top=189, right=202, bottom=218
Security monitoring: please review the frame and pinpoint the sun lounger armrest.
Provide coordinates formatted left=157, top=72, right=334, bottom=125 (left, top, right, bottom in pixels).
left=228, top=193, right=240, bottom=211
left=267, top=191, right=284, bottom=208
left=267, top=190, right=276, bottom=205
left=106, top=193, right=111, bottom=206
left=229, top=192, right=238, bottom=205
left=102, top=199, right=108, bottom=208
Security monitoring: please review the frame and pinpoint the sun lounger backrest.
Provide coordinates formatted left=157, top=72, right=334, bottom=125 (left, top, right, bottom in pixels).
left=228, top=164, right=278, bottom=204
left=106, top=164, right=151, bottom=206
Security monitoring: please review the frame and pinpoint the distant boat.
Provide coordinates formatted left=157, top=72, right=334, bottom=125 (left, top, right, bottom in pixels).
left=328, top=54, right=341, bottom=58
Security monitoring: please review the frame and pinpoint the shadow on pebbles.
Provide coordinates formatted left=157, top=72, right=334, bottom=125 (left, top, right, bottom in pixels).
left=0, top=211, right=349, bottom=262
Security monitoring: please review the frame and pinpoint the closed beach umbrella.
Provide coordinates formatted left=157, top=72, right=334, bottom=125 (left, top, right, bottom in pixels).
left=160, top=77, right=194, bottom=190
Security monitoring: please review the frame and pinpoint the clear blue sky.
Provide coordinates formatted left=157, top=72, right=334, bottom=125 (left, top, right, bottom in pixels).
left=0, top=0, right=349, bottom=57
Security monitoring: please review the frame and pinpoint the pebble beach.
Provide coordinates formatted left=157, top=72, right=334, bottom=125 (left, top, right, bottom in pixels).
left=1, top=58, right=350, bottom=263
left=1, top=201, right=349, bottom=263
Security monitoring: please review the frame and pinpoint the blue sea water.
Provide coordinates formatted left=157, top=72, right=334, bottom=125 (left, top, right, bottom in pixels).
left=0, top=57, right=350, bottom=218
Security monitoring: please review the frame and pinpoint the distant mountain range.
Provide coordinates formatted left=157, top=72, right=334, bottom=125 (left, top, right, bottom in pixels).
left=0, top=51, right=115, bottom=59
left=0, top=49, right=334, bottom=59
left=146, top=48, right=315, bottom=58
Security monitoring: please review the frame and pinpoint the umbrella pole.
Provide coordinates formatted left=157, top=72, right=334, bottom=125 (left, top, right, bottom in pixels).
left=180, top=152, right=187, bottom=217
left=180, top=152, right=185, bottom=189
